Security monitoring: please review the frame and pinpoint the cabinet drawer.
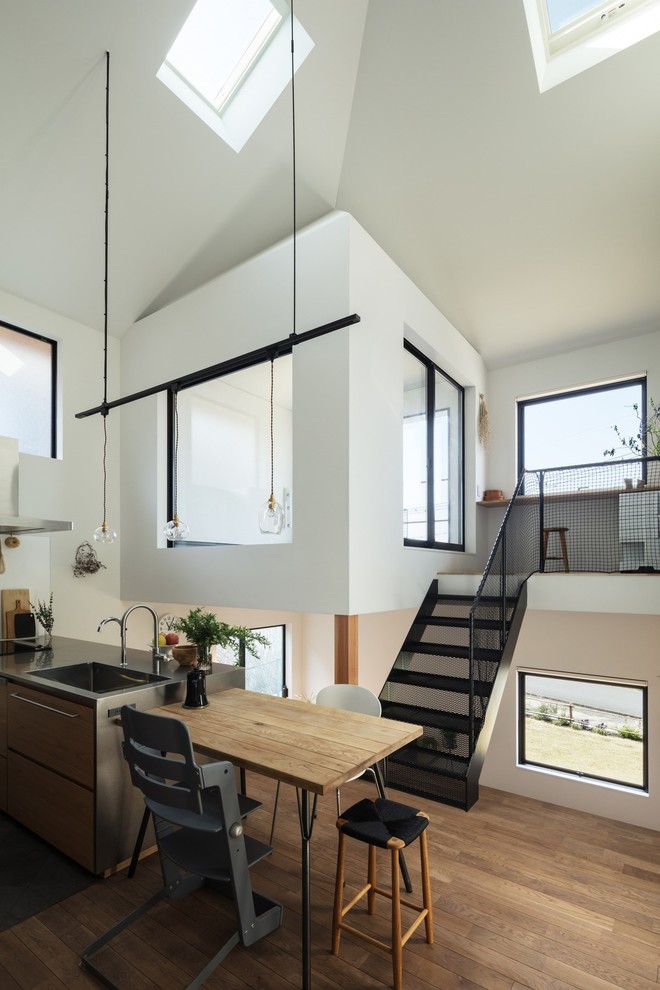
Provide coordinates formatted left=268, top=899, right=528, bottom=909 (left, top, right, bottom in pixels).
left=8, top=751, right=94, bottom=871
left=8, top=685, right=94, bottom=787
left=0, top=680, right=6, bottom=758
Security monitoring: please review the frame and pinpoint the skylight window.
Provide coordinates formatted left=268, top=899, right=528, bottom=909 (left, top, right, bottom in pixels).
left=545, top=0, right=608, bottom=33
left=158, top=0, right=313, bottom=153
left=524, top=0, right=660, bottom=91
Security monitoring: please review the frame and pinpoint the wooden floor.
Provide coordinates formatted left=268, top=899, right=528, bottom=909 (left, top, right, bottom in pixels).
left=1, top=777, right=659, bottom=990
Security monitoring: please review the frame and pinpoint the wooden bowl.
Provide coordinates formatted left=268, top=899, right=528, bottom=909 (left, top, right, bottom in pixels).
left=172, top=645, right=197, bottom=667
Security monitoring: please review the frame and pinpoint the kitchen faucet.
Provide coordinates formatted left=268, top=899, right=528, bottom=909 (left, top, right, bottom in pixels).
left=98, top=605, right=169, bottom=669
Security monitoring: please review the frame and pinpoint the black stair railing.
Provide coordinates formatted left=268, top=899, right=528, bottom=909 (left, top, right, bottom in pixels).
left=469, top=454, right=660, bottom=752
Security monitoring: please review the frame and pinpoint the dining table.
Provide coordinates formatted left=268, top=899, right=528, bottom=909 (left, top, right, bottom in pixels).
left=150, top=688, right=422, bottom=990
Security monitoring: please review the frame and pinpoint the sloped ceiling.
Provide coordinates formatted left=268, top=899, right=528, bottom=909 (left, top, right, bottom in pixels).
left=1, top=0, right=659, bottom=369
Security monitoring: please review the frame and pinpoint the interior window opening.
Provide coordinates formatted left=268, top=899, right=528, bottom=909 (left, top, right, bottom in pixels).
left=167, top=355, right=292, bottom=547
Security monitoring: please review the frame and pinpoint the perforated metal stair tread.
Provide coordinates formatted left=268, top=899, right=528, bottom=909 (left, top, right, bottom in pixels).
left=401, top=641, right=500, bottom=662
left=424, top=615, right=510, bottom=631
left=381, top=702, right=481, bottom=734
left=387, top=669, right=494, bottom=694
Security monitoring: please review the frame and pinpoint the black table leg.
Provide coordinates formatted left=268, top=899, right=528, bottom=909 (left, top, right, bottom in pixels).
left=296, top=787, right=317, bottom=990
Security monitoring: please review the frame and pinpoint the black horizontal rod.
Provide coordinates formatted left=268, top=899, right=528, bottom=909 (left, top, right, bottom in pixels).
left=75, top=313, right=360, bottom=419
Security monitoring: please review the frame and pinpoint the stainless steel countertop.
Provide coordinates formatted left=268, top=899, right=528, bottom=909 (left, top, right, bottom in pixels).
left=0, top=635, right=210, bottom=704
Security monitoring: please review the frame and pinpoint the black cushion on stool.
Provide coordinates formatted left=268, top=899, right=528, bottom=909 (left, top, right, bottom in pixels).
left=339, top=798, right=429, bottom=849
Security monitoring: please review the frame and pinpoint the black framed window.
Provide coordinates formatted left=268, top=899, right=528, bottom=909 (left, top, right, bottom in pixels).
left=403, top=341, right=464, bottom=550
left=517, top=377, right=646, bottom=479
left=0, top=321, right=57, bottom=457
left=519, top=671, right=647, bottom=790
left=227, top=624, right=287, bottom=697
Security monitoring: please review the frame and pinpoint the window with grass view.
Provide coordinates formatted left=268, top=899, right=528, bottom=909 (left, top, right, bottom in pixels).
left=519, top=672, right=647, bottom=789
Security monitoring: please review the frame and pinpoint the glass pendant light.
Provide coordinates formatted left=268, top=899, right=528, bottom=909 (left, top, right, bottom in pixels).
left=93, top=52, right=117, bottom=545
left=259, top=358, right=284, bottom=534
left=164, top=389, right=189, bottom=541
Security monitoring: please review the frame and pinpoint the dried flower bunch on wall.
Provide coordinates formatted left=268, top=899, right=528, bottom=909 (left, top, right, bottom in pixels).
left=72, top=541, right=107, bottom=578
left=478, top=393, right=490, bottom=448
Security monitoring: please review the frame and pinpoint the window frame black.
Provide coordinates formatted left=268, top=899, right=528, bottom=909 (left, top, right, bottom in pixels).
left=403, top=340, right=465, bottom=552
left=517, top=376, right=647, bottom=480
left=0, top=320, right=57, bottom=459
left=518, top=670, right=648, bottom=791
left=236, top=623, right=288, bottom=698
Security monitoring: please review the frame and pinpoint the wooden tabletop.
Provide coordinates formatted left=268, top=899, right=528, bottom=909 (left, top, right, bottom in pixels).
left=151, top=688, right=421, bottom=795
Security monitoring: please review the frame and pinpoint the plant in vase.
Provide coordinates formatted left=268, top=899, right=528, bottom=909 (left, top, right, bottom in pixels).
left=30, top=592, right=54, bottom=646
left=172, top=608, right=269, bottom=710
left=172, top=607, right=269, bottom=669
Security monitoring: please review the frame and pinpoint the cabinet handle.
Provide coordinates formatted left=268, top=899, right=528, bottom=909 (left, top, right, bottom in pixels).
left=10, top=692, right=80, bottom=718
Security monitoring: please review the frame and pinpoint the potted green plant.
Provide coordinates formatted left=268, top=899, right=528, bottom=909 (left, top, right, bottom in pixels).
left=172, top=607, right=268, bottom=669
left=30, top=592, right=54, bottom=647
left=172, top=607, right=269, bottom=710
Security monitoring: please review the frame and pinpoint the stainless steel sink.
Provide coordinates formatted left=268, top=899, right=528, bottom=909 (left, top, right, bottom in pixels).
left=28, top=661, right=170, bottom=693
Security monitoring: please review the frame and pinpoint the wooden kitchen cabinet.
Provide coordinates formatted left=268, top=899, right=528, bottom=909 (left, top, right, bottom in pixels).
left=0, top=680, right=7, bottom=812
left=7, top=684, right=95, bottom=870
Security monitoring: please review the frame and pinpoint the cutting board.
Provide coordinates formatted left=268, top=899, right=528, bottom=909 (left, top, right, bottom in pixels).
left=2, top=588, right=31, bottom=639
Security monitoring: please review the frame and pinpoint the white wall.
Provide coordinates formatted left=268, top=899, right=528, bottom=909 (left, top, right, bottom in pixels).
left=0, top=289, right=121, bottom=640
left=347, top=219, right=488, bottom=617
left=482, top=573, right=660, bottom=830
left=119, top=211, right=488, bottom=618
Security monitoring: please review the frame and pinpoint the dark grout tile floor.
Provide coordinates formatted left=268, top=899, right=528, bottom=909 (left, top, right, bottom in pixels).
left=0, top=812, right=97, bottom=931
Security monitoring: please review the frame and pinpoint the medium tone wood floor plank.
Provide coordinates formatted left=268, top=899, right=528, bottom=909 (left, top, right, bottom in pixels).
left=2, top=778, right=659, bottom=990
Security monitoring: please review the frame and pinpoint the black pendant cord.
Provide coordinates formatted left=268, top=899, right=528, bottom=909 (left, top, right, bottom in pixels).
left=172, top=390, right=180, bottom=519
left=268, top=359, right=275, bottom=502
left=103, top=50, right=110, bottom=409
left=290, top=0, right=297, bottom=340
left=101, top=50, right=110, bottom=529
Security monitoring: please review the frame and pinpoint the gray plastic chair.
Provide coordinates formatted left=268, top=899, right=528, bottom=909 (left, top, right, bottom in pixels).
left=81, top=706, right=283, bottom=990
left=270, top=683, right=382, bottom=843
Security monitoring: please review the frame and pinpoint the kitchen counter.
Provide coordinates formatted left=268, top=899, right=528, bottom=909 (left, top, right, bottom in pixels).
left=0, top=635, right=191, bottom=703
left=0, top=636, right=244, bottom=874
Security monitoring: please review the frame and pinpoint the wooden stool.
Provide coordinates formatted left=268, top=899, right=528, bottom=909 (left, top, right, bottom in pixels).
left=332, top=798, right=434, bottom=990
left=543, top=526, right=569, bottom=572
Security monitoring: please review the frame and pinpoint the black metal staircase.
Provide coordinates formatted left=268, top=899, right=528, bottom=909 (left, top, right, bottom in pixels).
left=380, top=582, right=523, bottom=810
left=380, top=455, right=660, bottom=810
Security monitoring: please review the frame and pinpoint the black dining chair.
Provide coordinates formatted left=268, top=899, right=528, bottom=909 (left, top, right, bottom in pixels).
left=81, top=706, right=283, bottom=990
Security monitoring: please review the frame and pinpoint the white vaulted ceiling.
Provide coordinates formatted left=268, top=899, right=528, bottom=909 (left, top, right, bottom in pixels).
left=1, top=0, right=659, bottom=368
